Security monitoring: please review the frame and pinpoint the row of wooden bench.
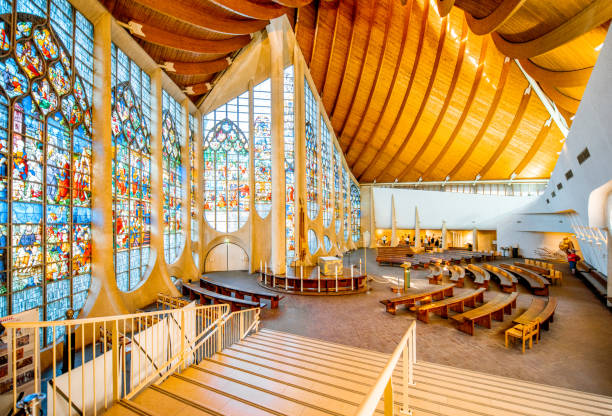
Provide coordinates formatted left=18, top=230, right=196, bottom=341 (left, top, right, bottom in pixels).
left=375, top=248, right=493, bottom=267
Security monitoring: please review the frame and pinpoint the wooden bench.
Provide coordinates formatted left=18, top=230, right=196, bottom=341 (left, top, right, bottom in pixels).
left=376, top=255, right=411, bottom=266
left=450, top=265, right=465, bottom=287
left=414, top=288, right=486, bottom=323
left=427, top=265, right=443, bottom=284
left=182, top=282, right=265, bottom=312
left=450, top=292, right=519, bottom=336
left=465, top=265, right=490, bottom=289
left=514, top=262, right=551, bottom=277
left=380, top=284, right=455, bottom=315
left=499, top=264, right=549, bottom=296
left=200, top=277, right=283, bottom=308
left=481, top=264, right=517, bottom=293
left=514, top=297, right=557, bottom=331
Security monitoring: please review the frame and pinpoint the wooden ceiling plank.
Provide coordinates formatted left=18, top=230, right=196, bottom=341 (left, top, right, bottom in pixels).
left=162, top=58, right=230, bottom=76
left=448, top=57, right=511, bottom=178
left=335, top=0, right=379, bottom=148
left=123, top=20, right=250, bottom=54
left=491, top=0, right=612, bottom=58
left=540, top=83, right=581, bottom=113
left=208, top=0, right=290, bottom=20
left=479, top=88, right=532, bottom=178
left=320, top=0, right=343, bottom=104
left=274, top=0, right=311, bottom=7
left=464, top=0, right=526, bottom=35
left=397, top=17, right=470, bottom=181
left=377, top=16, right=449, bottom=182
left=435, top=0, right=455, bottom=17
left=518, top=58, right=592, bottom=88
left=512, top=118, right=553, bottom=177
left=421, top=36, right=489, bottom=180
left=356, top=0, right=430, bottom=182
left=131, top=0, right=267, bottom=35
left=295, top=3, right=317, bottom=66
left=309, top=0, right=322, bottom=68
left=343, top=0, right=395, bottom=156
left=350, top=0, right=413, bottom=171
left=328, top=0, right=359, bottom=117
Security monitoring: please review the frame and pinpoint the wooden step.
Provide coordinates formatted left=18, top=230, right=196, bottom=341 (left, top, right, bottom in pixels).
left=103, top=401, right=153, bottom=416
left=130, top=385, right=216, bottom=416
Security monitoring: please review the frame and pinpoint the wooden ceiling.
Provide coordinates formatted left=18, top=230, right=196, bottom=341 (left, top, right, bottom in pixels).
left=295, top=0, right=611, bottom=182
left=101, top=0, right=308, bottom=102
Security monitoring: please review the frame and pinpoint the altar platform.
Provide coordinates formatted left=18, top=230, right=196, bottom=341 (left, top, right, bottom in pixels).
left=259, top=266, right=368, bottom=295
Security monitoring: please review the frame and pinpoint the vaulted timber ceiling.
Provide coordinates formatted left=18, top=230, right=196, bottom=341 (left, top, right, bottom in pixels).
left=101, top=0, right=310, bottom=102
left=295, top=0, right=610, bottom=182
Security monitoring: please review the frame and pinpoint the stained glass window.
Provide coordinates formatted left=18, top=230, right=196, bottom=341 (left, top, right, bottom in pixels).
left=203, top=91, right=250, bottom=233
left=189, top=114, right=198, bottom=267
left=324, top=235, right=332, bottom=253
left=0, top=3, right=93, bottom=343
left=308, top=229, right=318, bottom=255
left=162, top=91, right=184, bottom=264
left=343, top=165, right=350, bottom=242
left=334, top=146, right=341, bottom=234
left=284, top=67, right=296, bottom=264
left=321, top=117, right=332, bottom=228
left=253, top=79, right=272, bottom=218
left=304, top=79, right=318, bottom=220
left=351, top=182, right=361, bottom=243
left=111, top=44, right=151, bottom=292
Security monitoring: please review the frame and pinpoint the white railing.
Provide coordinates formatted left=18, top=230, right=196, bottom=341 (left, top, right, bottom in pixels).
left=355, top=321, right=416, bottom=416
left=4, top=302, right=231, bottom=416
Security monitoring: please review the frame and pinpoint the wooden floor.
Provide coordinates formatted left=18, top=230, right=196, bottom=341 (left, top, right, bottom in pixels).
left=106, top=328, right=612, bottom=416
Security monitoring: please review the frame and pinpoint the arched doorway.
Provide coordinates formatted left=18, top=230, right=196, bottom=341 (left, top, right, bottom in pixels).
left=204, top=243, right=249, bottom=272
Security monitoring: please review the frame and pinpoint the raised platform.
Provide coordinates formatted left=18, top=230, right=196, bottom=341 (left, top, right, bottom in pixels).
left=259, top=266, right=367, bottom=295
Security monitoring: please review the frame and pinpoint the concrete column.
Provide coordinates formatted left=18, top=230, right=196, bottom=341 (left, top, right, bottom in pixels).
left=472, top=228, right=478, bottom=251
left=269, top=19, right=286, bottom=274
left=607, top=230, right=611, bottom=307
left=369, top=185, right=377, bottom=249
left=414, top=207, right=421, bottom=249
left=294, top=46, right=306, bottom=265
left=391, top=195, right=398, bottom=247
left=248, top=79, right=257, bottom=272
left=441, top=221, right=447, bottom=249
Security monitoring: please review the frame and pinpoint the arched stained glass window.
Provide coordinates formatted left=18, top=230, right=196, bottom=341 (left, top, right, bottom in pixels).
left=321, top=117, right=332, bottom=228
left=308, top=229, right=318, bottom=255
left=111, top=45, right=151, bottom=292
left=343, top=165, right=349, bottom=242
left=351, top=182, right=361, bottom=243
left=333, top=146, right=341, bottom=234
left=189, top=114, right=198, bottom=266
left=162, top=91, right=184, bottom=264
left=304, top=80, right=318, bottom=220
left=253, top=79, right=272, bottom=218
left=324, top=235, right=332, bottom=253
left=284, top=66, right=296, bottom=264
left=203, top=91, right=250, bottom=233
left=0, top=5, right=93, bottom=343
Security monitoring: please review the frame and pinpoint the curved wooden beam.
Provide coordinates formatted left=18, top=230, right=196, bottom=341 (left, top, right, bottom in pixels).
left=435, top=0, right=454, bottom=17
left=328, top=0, right=359, bottom=116
left=448, top=57, right=511, bottom=178
left=479, top=88, right=532, bottom=178
left=464, top=0, right=526, bottom=35
left=512, top=118, right=552, bottom=177
left=273, top=0, right=311, bottom=7
left=350, top=0, right=412, bottom=171
left=422, top=36, right=489, bottom=180
left=160, top=57, right=231, bottom=76
left=308, top=0, right=323, bottom=68
left=122, top=20, right=250, bottom=54
left=540, top=83, right=580, bottom=113
left=491, top=0, right=612, bottom=58
left=132, top=0, right=267, bottom=35
left=184, top=81, right=213, bottom=95
left=320, top=0, right=344, bottom=102
left=518, top=59, right=592, bottom=88
left=378, top=16, right=448, bottom=182
left=356, top=0, right=430, bottom=182
left=208, top=0, right=289, bottom=20
left=397, top=17, right=469, bottom=181
left=342, top=0, right=394, bottom=156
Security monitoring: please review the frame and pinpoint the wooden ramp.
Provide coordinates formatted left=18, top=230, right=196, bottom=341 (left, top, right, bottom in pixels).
left=108, top=328, right=612, bottom=416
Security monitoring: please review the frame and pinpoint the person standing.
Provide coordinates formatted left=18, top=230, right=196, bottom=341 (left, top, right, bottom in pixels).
left=567, top=249, right=581, bottom=274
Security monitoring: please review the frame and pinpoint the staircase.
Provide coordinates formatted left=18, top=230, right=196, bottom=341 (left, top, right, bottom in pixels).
left=108, top=328, right=612, bottom=416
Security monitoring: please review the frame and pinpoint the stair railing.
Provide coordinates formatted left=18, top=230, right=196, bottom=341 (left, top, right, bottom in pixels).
left=3, top=302, right=230, bottom=416
left=355, top=320, right=416, bottom=416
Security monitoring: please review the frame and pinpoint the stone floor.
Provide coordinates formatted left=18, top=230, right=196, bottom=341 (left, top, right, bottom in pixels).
left=205, top=249, right=612, bottom=396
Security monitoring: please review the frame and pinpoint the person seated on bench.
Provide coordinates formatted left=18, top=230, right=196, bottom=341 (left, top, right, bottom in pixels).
left=505, top=319, right=540, bottom=353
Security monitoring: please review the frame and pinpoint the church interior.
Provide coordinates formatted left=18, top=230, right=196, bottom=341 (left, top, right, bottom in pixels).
left=0, top=0, right=611, bottom=414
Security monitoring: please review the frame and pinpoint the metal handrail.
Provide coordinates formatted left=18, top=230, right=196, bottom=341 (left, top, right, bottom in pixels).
left=354, top=321, right=416, bottom=416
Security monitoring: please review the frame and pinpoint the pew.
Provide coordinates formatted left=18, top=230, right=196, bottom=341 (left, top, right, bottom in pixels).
left=451, top=292, right=519, bottom=336
left=182, top=282, right=265, bottom=312
left=427, top=265, right=443, bottom=284
left=481, top=264, right=517, bottom=293
left=499, top=264, right=549, bottom=296
left=380, top=284, right=455, bottom=315
left=200, top=277, right=283, bottom=308
left=414, top=288, right=486, bottom=323
left=449, top=265, right=465, bottom=288
left=514, top=262, right=551, bottom=277
left=466, top=265, right=490, bottom=289
left=514, top=297, right=557, bottom=331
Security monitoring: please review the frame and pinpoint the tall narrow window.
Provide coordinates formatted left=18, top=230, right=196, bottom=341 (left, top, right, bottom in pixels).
left=284, top=67, right=296, bottom=264
left=189, top=114, right=198, bottom=266
left=334, top=146, right=341, bottom=234
left=111, top=45, right=151, bottom=292
left=351, top=183, right=361, bottom=243
left=343, top=165, right=349, bottom=242
left=253, top=79, right=272, bottom=218
left=161, top=91, right=184, bottom=264
left=321, top=117, right=332, bottom=228
left=0, top=3, right=93, bottom=343
left=203, top=91, right=250, bottom=233
left=304, top=80, right=318, bottom=220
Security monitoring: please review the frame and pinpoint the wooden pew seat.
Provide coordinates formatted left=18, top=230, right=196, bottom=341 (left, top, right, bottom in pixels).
left=515, top=297, right=558, bottom=331
left=450, top=292, right=519, bottom=336
left=414, top=288, right=486, bottom=323
left=182, top=282, right=265, bottom=312
left=380, top=284, right=455, bottom=315
left=200, top=277, right=283, bottom=308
